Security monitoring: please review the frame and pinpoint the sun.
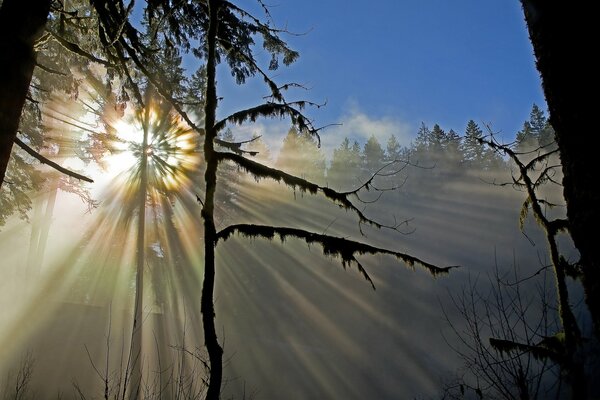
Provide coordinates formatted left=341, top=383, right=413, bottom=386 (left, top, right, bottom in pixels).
left=103, top=98, right=201, bottom=195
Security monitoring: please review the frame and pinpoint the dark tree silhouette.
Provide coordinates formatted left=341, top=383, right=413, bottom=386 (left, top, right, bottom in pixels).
left=521, top=1, right=600, bottom=336
left=475, top=134, right=588, bottom=399
left=195, top=2, right=454, bottom=398
left=442, top=268, right=561, bottom=400
left=0, top=0, right=52, bottom=185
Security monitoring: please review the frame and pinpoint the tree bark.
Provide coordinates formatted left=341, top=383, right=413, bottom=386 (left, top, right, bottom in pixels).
left=521, top=1, right=600, bottom=336
left=0, top=0, right=52, bottom=186
left=201, top=1, right=223, bottom=399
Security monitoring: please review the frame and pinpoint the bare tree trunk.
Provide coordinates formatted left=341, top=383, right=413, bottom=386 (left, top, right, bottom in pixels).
left=0, top=0, right=51, bottom=186
left=201, top=1, right=223, bottom=399
left=128, top=103, right=150, bottom=399
left=520, top=2, right=596, bottom=398
left=521, top=0, right=600, bottom=334
left=521, top=0, right=600, bottom=337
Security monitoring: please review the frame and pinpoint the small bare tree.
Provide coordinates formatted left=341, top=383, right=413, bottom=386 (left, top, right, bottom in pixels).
left=441, top=265, right=562, bottom=400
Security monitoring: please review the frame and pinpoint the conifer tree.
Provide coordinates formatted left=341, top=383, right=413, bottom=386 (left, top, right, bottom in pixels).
left=516, top=104, right=555, bottom=150
left=362, top=134, right=385, bottom=173
left=385, top=134, right=402, bottom=162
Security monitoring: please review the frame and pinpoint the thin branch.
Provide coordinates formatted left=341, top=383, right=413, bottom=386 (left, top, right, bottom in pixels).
left=216, top=151, right=407, bottom=232
left=47, top=29, right=115, bottom=67
left=35, top=61, right=67, bottom=76
left=14, top=137, right=93, bottom=183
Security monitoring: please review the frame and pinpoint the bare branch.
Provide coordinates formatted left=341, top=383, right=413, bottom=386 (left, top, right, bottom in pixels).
left=14, top=137, right=93, bottom=183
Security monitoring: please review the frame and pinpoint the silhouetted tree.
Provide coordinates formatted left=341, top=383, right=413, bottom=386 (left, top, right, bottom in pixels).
left=461, top=120, right=503, bottom=170
left=442, top=268, right=561, bottom=400
left=474, top=135, right=589, bottom=399
left=0, top=0, right=52, bottom=185
left=193, top=2, right=453, bottom=398
left=521, top=1, right=600, bottom=335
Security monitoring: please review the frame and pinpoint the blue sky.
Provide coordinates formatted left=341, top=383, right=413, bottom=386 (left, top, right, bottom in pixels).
left=212, top=1, right=546, bottom=152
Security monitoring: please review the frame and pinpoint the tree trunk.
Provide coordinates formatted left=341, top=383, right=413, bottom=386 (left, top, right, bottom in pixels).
left=521, top=1, right=600, bottom=336
left=201, top=1, right=223, bottom=399
left=0, top=0, right=51, bottom=186
left=128, top=100, right=151, bottom=399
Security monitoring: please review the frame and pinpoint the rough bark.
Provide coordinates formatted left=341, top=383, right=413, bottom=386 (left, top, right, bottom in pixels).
left=201, top=1, right=223, bottom=399
left=521, top=1, right=600, bottom=336
left=0, top=0, right=52, bottom=186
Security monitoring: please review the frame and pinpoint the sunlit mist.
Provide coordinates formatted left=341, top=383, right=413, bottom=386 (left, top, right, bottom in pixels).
left=0, top=89, right=581, bottom=399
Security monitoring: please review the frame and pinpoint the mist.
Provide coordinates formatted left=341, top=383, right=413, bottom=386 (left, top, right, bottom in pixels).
left=1, top=119, right=578, bottom=399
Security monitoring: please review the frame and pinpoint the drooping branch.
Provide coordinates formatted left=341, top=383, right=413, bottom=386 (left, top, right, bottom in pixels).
left=213, top=102, right=320, bottom=143
left=216, top=151, right=409, bottom=232
left=214, top=135, right=262, bottom=156
left=216, top=224, right=456, bottom=289
left=14, top=136, right=93, bottom=182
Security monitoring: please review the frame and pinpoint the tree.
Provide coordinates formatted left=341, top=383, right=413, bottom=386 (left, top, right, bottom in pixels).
left=442, top=268, right=561, bottom=400
left=276, top=127, right=326, bottom=183
left=520, top=1, right=600, bottom=336
left=0, top=2, right=456, bottom=398
left=515, top=104, right=555, bottom=151
left=462, top=120, right=486, bottom=164
left=327, top=137, right=361, bottom=189
left=473, top=135, right=589, bottom=399
left=461, top=119, right=503, bottom=170
left=385, top=134, right=402, bottom=162
left=0, top=0, right=52, bottom=185
left=362, top=134, right=385, bottom=173
left=192, top=2, right=453, bottom=398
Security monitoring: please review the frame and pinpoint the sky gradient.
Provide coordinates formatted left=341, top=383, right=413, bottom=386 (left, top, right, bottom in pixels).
left=213, top=1, right=546, bottom=150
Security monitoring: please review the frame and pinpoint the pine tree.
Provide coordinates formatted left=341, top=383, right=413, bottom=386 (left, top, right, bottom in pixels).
left=362, top=134, right=385, bottom=173
left=276, top=127, right=326, bottom=183
left=328, top=137, right=361, bottom=189
left=385, top=134, right=402, bottom=162
left=413, top=122, right=431, bottom=152
left=516, top=104, right=555, bottom=150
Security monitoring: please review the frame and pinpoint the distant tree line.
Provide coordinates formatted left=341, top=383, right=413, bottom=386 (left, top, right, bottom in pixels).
left=263, top=104, right=553, bottom=195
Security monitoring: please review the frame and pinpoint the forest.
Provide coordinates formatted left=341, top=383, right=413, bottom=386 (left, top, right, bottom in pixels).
left=0, top=0, right=598, bottom=399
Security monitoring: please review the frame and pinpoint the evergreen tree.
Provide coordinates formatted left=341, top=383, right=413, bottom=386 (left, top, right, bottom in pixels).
left=462, top=120, right=486, bottom=163
left=276, top=127, right=325, bottom=183
left=413, top=122, right=431, bottom=152
left=430, top=123, right=447, bottom=153
left=327, top=137, right=361, bottom=189
left=362, top=134, right=385, bottom=173
left=516, top=104, right=555, bottom=150
left=385, top=134, right=402, bottom=162
left=445, top=128, right=461, bottom=159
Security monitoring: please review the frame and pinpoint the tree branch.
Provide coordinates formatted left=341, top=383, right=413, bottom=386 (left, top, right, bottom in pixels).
left=14, top=137, right=93, bottom=182
left=216, top=224, right=456, bottom=289
left=216, top=151, right=408, bottom=233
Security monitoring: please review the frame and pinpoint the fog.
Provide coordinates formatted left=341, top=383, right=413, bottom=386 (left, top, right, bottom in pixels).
left=1, top=128, right=577, bottom=399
